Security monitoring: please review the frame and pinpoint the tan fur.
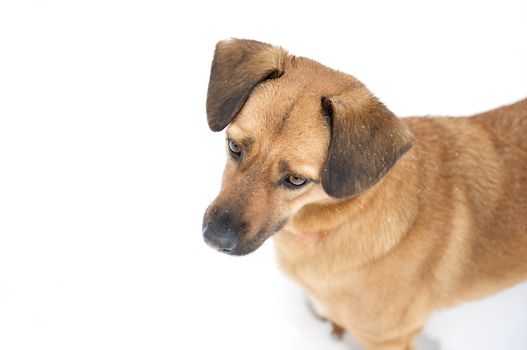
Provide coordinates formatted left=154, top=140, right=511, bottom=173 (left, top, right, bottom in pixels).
left=204, top=39, right=527, bottom=350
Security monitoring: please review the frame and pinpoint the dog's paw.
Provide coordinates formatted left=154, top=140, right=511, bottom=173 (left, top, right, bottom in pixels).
left=330, top=322, right=346, bottom=340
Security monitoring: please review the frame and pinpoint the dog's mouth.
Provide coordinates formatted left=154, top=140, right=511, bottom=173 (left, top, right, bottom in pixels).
left=214, top=219, right=288, bottom=256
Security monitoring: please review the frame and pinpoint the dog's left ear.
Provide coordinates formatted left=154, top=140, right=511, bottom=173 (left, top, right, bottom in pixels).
left=321, top=90, right=415, bottom=198
left=206, top=39, right=289, bottom=131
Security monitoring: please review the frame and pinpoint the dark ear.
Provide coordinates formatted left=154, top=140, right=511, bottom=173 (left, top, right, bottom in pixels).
left=321, top=90, right=415, bottom=198
left=206, top=39, right=289, bottom=131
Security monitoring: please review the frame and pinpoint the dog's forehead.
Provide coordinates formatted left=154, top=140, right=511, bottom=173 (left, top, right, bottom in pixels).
left=230, top=57, right=356, bottom=134
left=231, top=71, right=325, bottom=133
left=229, top=81, right=327, bottom=148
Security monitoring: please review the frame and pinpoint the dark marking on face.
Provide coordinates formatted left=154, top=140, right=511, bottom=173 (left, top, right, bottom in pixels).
left=275, top=103, right=296, bottom=135
left=222, top=218, right=289, bottom=256
left=279, top=160, right=289, bottom=173
left=241, top=137, right=254, bottom=151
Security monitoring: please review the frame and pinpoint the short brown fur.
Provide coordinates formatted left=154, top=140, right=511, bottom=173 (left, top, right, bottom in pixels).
left=203, top=39, right=527, bottom=350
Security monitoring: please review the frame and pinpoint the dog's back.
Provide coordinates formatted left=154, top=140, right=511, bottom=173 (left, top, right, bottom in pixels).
left=472, top=98, right=527, bottom=284
left=404, top=99, right=527, bottom=303
left=476, top=98, right=527, bottom=148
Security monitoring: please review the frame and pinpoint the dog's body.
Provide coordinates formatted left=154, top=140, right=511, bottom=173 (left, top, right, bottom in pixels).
left=275, top=101, right=527, bottom=349
left=202, top=39, right=527, bottom=350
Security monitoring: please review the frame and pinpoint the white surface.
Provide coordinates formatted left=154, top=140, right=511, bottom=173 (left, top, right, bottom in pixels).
left=1, top=1, right=527, bottom=349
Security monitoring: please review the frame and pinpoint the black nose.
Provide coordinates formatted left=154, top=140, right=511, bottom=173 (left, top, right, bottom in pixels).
left=202, top=223, right=240, bottom=252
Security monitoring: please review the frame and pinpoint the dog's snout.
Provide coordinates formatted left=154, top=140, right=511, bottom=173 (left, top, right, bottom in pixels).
left=202, top=208, right=246, bottom=252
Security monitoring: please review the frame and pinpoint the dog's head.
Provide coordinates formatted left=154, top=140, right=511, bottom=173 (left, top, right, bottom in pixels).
left=202, top=39, right=414, bottom=255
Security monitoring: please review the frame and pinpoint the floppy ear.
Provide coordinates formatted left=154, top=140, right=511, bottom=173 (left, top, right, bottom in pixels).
left=206, top=39, right=289, bottom=131
left=321, top=90, right=415, bottom=198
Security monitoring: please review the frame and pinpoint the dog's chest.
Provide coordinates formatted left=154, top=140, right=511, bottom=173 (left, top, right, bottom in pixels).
left=273, top=233, right=429, bottom=330
left=273, top=233, right=367, bottom=309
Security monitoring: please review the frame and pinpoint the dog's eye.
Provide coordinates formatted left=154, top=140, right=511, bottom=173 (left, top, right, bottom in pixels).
left=228, top=140, right=242, bottom=158
left=284, top=175, right=308, bottom=188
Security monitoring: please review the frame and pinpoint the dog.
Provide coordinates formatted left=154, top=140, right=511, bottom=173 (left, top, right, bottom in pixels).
left=201, top=39, right=527, bottom=350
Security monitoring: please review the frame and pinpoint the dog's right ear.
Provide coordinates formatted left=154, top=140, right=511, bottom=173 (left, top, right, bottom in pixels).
left=206, top=39, right=289, bottom=131
left=321, top=91, right=415, bottom=199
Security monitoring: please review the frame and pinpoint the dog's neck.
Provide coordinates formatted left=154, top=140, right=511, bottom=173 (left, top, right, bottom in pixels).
left=274, top=147, right=421, bottom=271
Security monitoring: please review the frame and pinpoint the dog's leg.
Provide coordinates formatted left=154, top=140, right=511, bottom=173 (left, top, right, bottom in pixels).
left=305, top=299, right=346, bottom=339
left=361, top=338, right=415, bottom=350
left=305, top=298, right=326, bottom=321
left=358, top=327, right=422, bottom=350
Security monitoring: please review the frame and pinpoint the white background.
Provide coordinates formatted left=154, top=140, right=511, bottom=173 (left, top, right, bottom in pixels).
left=1, top=1, right=527, bottom=349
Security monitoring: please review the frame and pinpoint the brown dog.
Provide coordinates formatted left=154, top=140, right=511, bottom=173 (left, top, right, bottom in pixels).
left=202, top=39, right=527, bottom=350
